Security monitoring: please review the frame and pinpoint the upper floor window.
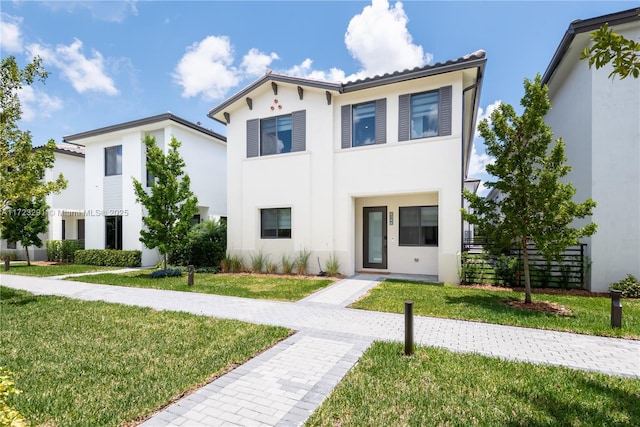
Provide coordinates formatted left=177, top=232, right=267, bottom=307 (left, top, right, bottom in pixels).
left=410, top=91, right=439, bottom=138
left=246, top=111, right=306, bottom=158
left=261, top=115, right=292, bottom=155
left=399, top=206, right=438, bottom=246
left=261, top=208, right=291, bottom=239
left=105, top=145, right=122, bottom=176
left=341, top=99, right=386, bottom=148
left=399, top=86, right=452, bottom=141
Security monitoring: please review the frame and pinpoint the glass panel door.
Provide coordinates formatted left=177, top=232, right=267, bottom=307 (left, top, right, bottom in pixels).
left=363, top=206, right=387, bottom=269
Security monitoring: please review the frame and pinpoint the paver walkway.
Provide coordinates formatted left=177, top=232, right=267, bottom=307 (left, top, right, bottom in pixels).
left=1, top=273, right=639, bottom=426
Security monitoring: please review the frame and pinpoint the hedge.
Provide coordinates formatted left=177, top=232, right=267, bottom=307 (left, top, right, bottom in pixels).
left=74, top=249, right=141, bottom=267
left=47, top=240, right=80, bottom=263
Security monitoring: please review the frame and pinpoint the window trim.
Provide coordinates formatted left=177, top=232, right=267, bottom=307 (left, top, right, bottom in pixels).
left=399, top=86, right=452, bottom=142
left=105, top=145, right=122, bottom=176
left=260, top=208, right=292, bottom=239
left=398, top=205, right=438, bottom=247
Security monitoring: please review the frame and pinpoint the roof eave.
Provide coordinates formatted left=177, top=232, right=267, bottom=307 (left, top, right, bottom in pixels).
left=64, top=113, right=226, bottom=145
left=542, top=7, right=640, bottom=85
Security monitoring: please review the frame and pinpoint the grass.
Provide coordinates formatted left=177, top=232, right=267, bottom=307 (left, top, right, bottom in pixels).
left=0, top=286, right=290, bottom=427
left=1, top=262, right=119, bottom=276
left=306, top=342, right=640, bottom=426
left=68, top=272, right=335, bottom=301
left=351, top=279, right=640, bottom=338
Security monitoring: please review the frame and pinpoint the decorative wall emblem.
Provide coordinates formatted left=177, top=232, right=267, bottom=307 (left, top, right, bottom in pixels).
left=270, top=99, right=283, bottom=111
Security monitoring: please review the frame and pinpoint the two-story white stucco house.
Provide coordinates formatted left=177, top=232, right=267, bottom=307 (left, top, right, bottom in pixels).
left=208, top=51, right=486, bottom=281
left=64, top=113, right=227, bottom=266
left=1, top=145, right=86, bottom=261
left=541, top=8, right=640, bottom=292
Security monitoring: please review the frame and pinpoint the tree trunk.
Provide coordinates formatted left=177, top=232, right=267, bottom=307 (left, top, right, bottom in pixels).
left=163, top=253, right=167, bottom=271
left=25, top=246, right=31, bottom=267
left=522, top=237, right=532, bottom=304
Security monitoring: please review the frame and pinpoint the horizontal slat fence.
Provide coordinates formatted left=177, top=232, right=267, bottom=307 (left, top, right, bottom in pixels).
left=461, top=240, right=587, bottom=289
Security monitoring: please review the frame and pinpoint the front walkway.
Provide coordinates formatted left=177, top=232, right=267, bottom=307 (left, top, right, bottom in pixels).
left=1, top=273, right=638, bottom=426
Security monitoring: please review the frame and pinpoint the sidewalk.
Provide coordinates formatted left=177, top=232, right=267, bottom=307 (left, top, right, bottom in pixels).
left=1, top=273, right=639, bottom=426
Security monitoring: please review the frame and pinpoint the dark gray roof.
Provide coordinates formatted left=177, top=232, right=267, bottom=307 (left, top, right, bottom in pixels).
left=64, top=112, right=226, bottom=144
left=542, top=7, right=640, bottom=84
left=208, top=50, right=486, bottom=123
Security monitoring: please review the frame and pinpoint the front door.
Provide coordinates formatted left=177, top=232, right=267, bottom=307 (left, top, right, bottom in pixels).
left=363, top=206, right=387, bottom=269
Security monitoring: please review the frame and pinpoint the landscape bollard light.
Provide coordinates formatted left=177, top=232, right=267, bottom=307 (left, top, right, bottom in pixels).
left=187, top=265, right=195, bottom=286
left=4, top=258, right=9, bottom=271
left=405, top=300, right=414, bottom=356
left=611, top=290, right=622, bottom=328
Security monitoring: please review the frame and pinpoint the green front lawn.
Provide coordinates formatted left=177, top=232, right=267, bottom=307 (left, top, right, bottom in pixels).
left=1, top=263, right=119, bottom=276
left=351, top=280, right=640, bottom=338
left=0, top=287, right=290, bottom=426
left=306, top=342, right=640, bottom=426
left=69, top=272, right=335, bottom=301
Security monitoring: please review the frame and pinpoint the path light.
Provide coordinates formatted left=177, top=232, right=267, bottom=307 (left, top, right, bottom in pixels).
left=405, top=300, right=414, bottom=356
left=611, top=290, right=622, bottom=328
left=188, top=265, right=195, bottom=287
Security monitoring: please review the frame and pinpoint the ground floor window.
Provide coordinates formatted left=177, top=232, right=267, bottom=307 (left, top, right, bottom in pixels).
left=105, top=216, right=123, bottom=250
left=7, top=241, right=17, bottom=249
left=261, top=208, right=291, bottom=239
left=399, top=206, right=438, bottom=246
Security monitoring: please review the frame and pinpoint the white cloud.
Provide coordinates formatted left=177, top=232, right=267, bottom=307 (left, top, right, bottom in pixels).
left=174, top=0, right=432, bottom=100
left=173, top=36, right=241, bottom=100
left=468, top=141, right=494, bottom=179
left=27, top=39, right=118, bottom=95
left=19, top=85, right=63, bottom=122
left=1, top=13, right=23, bottom=53
left=344, top=0, right=432, bottom=80
left=241, top=48, right=279, bottom=77
left=469, top=100, right=502, bottom=195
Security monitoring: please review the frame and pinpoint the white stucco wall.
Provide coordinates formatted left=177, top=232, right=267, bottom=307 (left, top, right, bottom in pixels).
left=545, top=22, right=640, bottom=292
left=224, top=71, right=467, bottom=282
left=79, top=119, right=226, bottom=267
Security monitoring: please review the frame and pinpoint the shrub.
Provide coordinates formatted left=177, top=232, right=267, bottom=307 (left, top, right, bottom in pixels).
left=47, top=240, right=80, bottom=263
left=0, top=251, right=18, bottom=261
left=221, top=252, right=244, bottom=273
left=495, top=254, right=519, bottom=286
left=264, top=260, right=279, bottom=274
left=281, top=254, right=294, bottom=275
left=249, top=251, right=267, bottom=273
left=460, top=252, right=492, bottom=284
left=295, top=249, right=311, bottom=275
left=325, top=253, right=341, bottom=277
left=169, top=220, right=226, bottom=268
left=74, top=249, right=142, bottom=267
left=0, top=367, right=27, bottom=427
left=610, top=274, right=640, bottom=298
left=150, top=269, right=183, bottom=279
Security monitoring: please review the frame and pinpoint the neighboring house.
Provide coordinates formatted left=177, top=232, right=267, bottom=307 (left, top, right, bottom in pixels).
left=541, top=8, right=640, bottom=292
left=463, top=178, right=481, bottom=243
left=208, top=51, right=486, bottom=281
left=0, top=145, right=85, bottom=261
left=64, top=113, right=227, bottom=267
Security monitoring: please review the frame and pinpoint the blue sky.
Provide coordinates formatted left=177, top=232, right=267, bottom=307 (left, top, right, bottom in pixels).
left=2, top=0, right=638, bottom=192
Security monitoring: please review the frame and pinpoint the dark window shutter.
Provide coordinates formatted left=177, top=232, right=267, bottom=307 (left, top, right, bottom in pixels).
left=246, top=119, right=259, bottom=158
left=341, top=104, right=351, bottom=149
left=398, top=94, right=411, bottom=141
left=439, top=85, right=452, bottom=136
left=375, top=98, right=386, bottom=144
left=291, top=110, right=306, bottom=152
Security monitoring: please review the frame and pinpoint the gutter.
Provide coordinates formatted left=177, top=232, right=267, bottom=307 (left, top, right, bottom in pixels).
left=460, top=65, right=485, bottom=254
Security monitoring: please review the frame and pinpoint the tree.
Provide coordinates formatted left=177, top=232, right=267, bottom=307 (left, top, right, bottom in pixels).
left=1, top=195, right=49, bottom=266
left=462, top=74, right=597, bottom=304
left=1, top=56, right=67, bottom=235
left=133, top=134, right=198, bottom=270
left=581, top=23, right=640, bottom=79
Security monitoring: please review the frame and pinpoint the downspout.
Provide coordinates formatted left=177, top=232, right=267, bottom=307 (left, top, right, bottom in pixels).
left=461, top=67, right=484, bottom=255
